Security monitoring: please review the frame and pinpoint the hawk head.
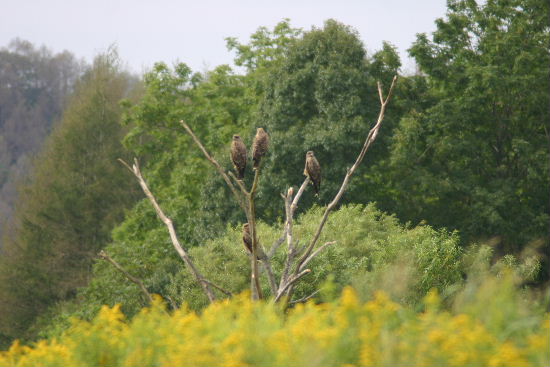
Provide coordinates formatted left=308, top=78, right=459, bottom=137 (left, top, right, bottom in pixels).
left=233, top=135, right=241, bottom=141
left=306, top=151, right=315, bottom=157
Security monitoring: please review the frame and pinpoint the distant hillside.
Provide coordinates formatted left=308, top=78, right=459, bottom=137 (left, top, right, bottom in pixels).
left=0, top=39, right=84, bottom=245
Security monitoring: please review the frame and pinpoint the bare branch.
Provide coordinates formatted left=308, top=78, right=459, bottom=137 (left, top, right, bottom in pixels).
left=180, top=120, right=246, bottom=212
left=119, top=158, right=218, bottom=303
left=98, top=250, right=153, bottom=305
left=268, top=228, right=287, bottom=259
left=248, top=241, right=278, bottom=295
left=377, top=81, right=384, bottom=105
left=117, top=158, right=134, bottom=173
left=247, top=168, right=263, bottom=299
left=275, top=269, right=311, bottom=303
left=259, top=258, right=278, bottom=295
left=296, top=76, right=398, bottom=269
left=290, top=289, right=320, bottom=305
left=290, top=177, right=310, bottom=217
left=249, top=165, right=262, bottom=199
left=228, top=171, right=249, bottom=197
left=201, top=279, right=233, bottom=297
left=298, top=241, right=337, bottom=272
left=278, top=188, right=294, bottom=289
left=284, top=75, right=398, bottom=302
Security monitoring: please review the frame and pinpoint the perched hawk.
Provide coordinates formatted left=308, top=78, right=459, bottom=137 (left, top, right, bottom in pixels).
left=252, top=128, right=269, bottom=169
left=242, top=223, right=252, bottom=253
left=243, top=223, right=261, bottom=259
left=231, top=135, right=247, bottom=179
left=304, top=151, right=321, bottom=195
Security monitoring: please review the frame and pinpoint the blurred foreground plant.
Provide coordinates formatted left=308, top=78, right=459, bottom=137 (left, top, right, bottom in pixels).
left=1, top=279, right=547, bottom=367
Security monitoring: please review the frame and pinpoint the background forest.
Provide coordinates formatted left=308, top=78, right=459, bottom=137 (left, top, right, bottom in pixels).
left=0, top=0, right=548, bottom=365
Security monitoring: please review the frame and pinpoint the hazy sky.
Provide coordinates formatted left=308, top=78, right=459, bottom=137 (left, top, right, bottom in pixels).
left=1, top=0, right=448, bottom=74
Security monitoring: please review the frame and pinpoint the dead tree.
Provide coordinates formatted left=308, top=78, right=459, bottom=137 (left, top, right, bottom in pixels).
left=182, top=75, right=397, bottom=303
left=121, top=75, right=397, bottom=305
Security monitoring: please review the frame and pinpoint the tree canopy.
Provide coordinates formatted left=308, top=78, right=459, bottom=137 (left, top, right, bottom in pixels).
left=383, top=0, right=549, bottom=251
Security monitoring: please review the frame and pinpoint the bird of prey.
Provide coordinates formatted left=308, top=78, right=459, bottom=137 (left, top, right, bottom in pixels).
left=243, top=223, right=262, bottom=259
left=304, top=151, right=321, bottom=195
left=252, top=127, right=269, bottom=169
left=242, top=223, right=253, bottom=253
left=231, top=135, right=247, bottom=179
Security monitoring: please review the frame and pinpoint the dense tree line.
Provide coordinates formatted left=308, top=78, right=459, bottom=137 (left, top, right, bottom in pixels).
left=0, top=39, right=84, bottom=242
left=0, top=51, right=141, bottom=344
left=0, top=0, right=547, bottom=346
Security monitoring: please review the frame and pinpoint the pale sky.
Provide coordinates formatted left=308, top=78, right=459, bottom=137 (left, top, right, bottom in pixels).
left=0, top=0, right=448, bottom=74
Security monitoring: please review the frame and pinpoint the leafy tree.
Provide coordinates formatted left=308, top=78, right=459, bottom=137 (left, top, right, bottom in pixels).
left=383, top=0, right=549, bottom=255
left=246, top=20, right=404, bottom=222
left=0, top=50, right=140, bottom=344
left=120, top=61, right=255, bottom=247
left=226, top=18, right=302, bottom=73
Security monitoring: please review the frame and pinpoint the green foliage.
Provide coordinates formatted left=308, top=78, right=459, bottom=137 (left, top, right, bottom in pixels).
left=255, top=20, right=374, bottom=218
left=0, top=50, right=140, bottom=344
left=62, top=204, right=464, bottom=325
left=384, top=0, right=550, bottom=251
left=234, top=20, right=411, bottom=224
left=120, top=60, right=256, bottom=245
left=226, top=18, right=302, bottom=72
left=272, top=204, right=464, bottom=305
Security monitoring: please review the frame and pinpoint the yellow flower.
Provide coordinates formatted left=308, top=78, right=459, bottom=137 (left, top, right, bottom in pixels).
left=489, top=342, right=528, bottom=367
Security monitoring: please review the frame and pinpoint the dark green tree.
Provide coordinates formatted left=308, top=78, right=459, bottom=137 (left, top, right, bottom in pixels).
left=250, top=20, right=402, bottom=220
left=0, top=51, right=140, bottom=343
left=385, top=0, right=549, bottom=252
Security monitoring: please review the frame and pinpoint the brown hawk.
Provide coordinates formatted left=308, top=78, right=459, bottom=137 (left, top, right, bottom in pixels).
left=242, top=223, right=252, bottom=253
left=231, top=135, right=247, bottom=179
left=304, top=151, right=321, bottom=195
left=252, top=127, right=269, bottom=169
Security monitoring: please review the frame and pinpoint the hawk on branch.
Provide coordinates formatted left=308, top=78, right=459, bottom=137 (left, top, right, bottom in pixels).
left=231, top=135, right=247, bottom=179
left=242, top=223, right=252, bottom=253
left=304, top=151, right=321, bottom=195
left=242, top=223, right=261, bottom=259
left=252, top=127, right=269, bottom=169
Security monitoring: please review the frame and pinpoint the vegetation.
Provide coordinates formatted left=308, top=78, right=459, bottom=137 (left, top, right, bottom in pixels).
left=0, top=39, right=83, bottom=241
left=1, top=278, right=548, bottom=367
left=0, top=0, right=548, bottom=365
left=0, top=51, right=141, bottom=344
left=381, top=0, right=550, bottom=251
